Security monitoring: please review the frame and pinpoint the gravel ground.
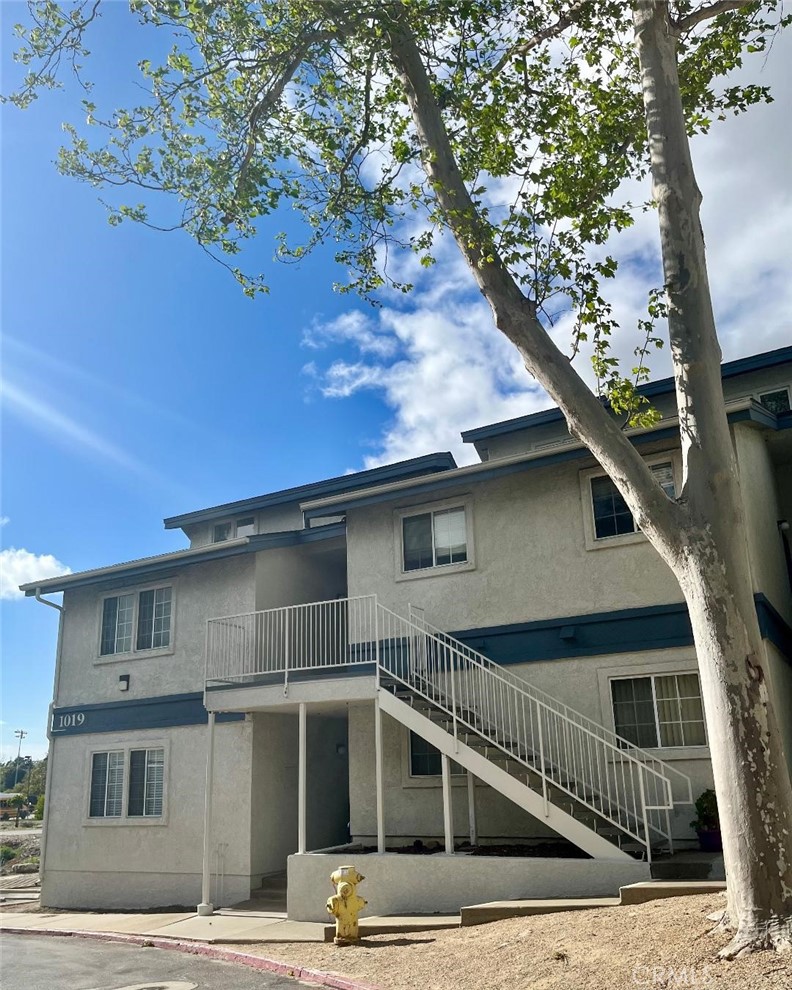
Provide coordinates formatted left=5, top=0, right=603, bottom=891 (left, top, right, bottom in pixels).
left=245, top=895, right=790, bottom=990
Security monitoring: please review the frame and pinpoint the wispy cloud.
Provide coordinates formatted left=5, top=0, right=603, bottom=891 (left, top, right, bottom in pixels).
left=0, top=548, right=70, bottom=599
left=1, top=378, right=152, bottom=476
left=304, top=33, right=792, bottom=468
left=0, top=517, right=9, bottom=528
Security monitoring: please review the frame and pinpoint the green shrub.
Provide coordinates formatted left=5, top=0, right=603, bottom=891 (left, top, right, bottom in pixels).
left=0, top=845, right=16, bottom=864
left=34, top=795, right=44, bottom=820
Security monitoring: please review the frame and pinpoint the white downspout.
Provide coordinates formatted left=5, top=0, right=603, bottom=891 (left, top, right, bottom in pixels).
left=32, top=589, right=64, bottom=890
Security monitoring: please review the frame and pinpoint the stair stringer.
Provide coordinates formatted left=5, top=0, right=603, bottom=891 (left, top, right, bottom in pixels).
left=378, top=688, right=633, bottom=862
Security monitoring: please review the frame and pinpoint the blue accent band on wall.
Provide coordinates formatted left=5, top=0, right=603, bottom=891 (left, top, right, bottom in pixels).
left=450, top=602, right=694, bottom=664
left=755, top=594, right=792, bottom=666
left=450, top=594, right=792, bottom=667
left=50, top=692, right=244, bottom=736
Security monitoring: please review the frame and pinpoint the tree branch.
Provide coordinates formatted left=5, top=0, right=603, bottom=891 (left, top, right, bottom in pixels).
left=673, top=1, right=754, bottom=33
left=493, top=0, right=594, bottom=73
left=384, top=5, right=684, bottom=547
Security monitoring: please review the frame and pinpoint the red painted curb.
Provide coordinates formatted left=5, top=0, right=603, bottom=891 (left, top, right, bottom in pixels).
left=0, top=925, right=380, bottom=990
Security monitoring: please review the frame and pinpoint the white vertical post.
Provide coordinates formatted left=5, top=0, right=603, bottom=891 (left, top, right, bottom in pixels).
left=298, top=702, right=307, bottom=854
left=467, top=770, right=477, bottom=847
left=197, top=711, right=216, bottom=916
left=442, top=753, right=454, bottom=855
left=374, top=696, right=385, bottom=853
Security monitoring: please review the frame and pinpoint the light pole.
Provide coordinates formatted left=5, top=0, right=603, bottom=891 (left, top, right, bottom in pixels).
left=12, top=730, right=27, bottom=788
left=12, top=730, right=27, bottom=828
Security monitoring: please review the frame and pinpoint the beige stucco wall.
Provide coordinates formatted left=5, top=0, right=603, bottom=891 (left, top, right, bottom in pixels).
left=255, top=543, right=347, bottom=612
left=348, top=647, right=712, bottom=848
left=42, top=719, right=252, bottom=910
left=186, top=503, right=304, bottom=548
left=478, top=365, right=791, bottom=462
left=733, top=424, right=791, bottom=622
left=56, top=555, right=256, bottom=708
left=346, top=459, right=682, bottom=631
left=288, top=851, right=650, bottom=921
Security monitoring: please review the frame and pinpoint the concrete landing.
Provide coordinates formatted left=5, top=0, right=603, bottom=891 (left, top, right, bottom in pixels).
left=619, top=880, right=727, bottom=905
left=460, top=898, right=619, bottom=926
left=328, top=915, right=461, bottom=940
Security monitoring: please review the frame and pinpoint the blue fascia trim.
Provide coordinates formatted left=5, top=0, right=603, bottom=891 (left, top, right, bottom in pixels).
left=246, top=521, right=346, bottom=550
left=23, top=541, right=260, bottom=596
left=24, top=521, right=347, bottom=597
left=450, top=602, right=694, bottom=664
left=306, top=407, right=780, bottom=520
left=305, top=430, right=681, bottom=520
left=462, top=346, right=792, bottom=443
left=51, top=691, right=244, bottom=736
left=755, top=594, right=792, bottom=667
left=163, top=453, right=457, bottom=530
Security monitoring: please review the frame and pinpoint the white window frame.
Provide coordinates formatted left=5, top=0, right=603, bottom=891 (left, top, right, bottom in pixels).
left=756, top=385, right=791, bottom=415
left=84, top=737, right=169, bottom=826
left=400, top=728, right=470, bottom=788
left=394, top=495, right=475, bottom=582
left=95, top=581, right=176, bottom=664
left=595, top=658, right=710, bottom=761
left=213, top=515, right=258, bottom=543
left=579, top=452, right=681, bottom=551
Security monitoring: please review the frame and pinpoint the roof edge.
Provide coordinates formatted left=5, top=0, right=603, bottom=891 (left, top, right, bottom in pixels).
left=461, top=344, right=792, bottom=443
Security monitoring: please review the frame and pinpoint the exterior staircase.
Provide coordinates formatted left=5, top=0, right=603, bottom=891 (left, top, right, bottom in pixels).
left=206, top=595, right=693, bottom=863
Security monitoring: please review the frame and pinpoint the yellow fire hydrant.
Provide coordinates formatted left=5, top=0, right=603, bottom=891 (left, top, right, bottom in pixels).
left=326, top=865, right=367, bottom=945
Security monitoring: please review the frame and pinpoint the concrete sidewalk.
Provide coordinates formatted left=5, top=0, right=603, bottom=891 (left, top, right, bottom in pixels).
left=0, top=908, right=460, bottom=944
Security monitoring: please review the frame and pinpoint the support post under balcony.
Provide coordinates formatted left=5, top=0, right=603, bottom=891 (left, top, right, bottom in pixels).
left=298, top=703, right=307, bottom=854
left=197, top=711, right=216, bottom=917
left=467, top=770, right=477, bottom=847
left=442, top=754, right=454, bottom=854
left=375, top=696, right=385, bottom=853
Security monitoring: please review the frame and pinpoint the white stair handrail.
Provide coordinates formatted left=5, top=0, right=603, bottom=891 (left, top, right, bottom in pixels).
left=408, top=609, right=693, bottom=805
left=205, top=594, right=694, bottom=855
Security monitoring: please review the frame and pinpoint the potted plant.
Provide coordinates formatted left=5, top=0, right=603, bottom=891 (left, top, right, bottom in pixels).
left=690, top=788, right=722, bottom=852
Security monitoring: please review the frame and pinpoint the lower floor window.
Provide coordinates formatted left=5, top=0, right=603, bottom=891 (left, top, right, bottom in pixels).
left=611, top=673, right=707, bottom=748
left=89, top=747, right=165, bottom=818
left=409, top=732, right=465, bottom=777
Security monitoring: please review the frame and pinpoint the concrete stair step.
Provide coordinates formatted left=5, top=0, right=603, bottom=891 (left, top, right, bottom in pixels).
left=619, top=880, right=726, bottom=905
left=460, top=897, right=620, bottom=926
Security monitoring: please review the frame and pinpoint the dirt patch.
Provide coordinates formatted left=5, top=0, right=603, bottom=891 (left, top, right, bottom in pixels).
left=0, top=833, right=40, bottom=875
left=244, top=894, right=790, bottom=990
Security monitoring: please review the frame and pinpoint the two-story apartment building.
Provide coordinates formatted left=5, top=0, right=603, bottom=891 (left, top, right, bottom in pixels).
left=23, top=345, right=792, bottom=919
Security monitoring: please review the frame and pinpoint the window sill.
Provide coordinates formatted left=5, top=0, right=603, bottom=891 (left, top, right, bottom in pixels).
left=395, top=560, right=475, bottom=583
left=83, top=816, right=167, bottom=827
left=611, top=745, right=710, bottom=763
left=94, top=648, right=174, bottom=666
left=586, top=530, right=648, bottom=551
left=402, top=774, right=470, bottom=789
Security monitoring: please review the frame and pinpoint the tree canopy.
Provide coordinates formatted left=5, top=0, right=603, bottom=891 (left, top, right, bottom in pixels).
left=8, top=1, right=785, bottom=416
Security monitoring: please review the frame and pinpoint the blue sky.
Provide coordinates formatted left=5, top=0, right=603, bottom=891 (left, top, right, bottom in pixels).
left=1, top=4, right=791, bottom=762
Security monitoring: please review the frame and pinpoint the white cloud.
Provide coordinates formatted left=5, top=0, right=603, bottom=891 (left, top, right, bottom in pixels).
left=0, top=517, right=9, bottom=527
left=0, top=548, right=70, bottom=600
left=306, top=31, right=792, bottom=467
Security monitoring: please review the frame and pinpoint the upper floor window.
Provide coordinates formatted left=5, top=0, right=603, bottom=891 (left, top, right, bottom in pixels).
left=611, top=673, right=706, bottom=749
left=100, top=586, right=172, bottom=656
left=759, top=387, right=790, bottom=415
left=402, top=506, right=467, bottom=572
left=213, top=516, right=257, bottom=542
left=591, top=462, right=675, bottom=541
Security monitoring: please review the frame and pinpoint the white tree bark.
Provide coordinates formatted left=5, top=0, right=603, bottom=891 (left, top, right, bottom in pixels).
left=632, top=0, right=792, bottom=954
left=387, top=0, right=792, bottom=955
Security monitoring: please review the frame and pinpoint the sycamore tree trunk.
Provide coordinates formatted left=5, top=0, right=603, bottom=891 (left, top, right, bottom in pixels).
left=385, top=0, right=792, bottom=956
left=632, top=0, right=792, bottom=955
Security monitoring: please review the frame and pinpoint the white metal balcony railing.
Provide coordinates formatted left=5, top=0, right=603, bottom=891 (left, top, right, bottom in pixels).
left=205, top=595, right=693, bottom=859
